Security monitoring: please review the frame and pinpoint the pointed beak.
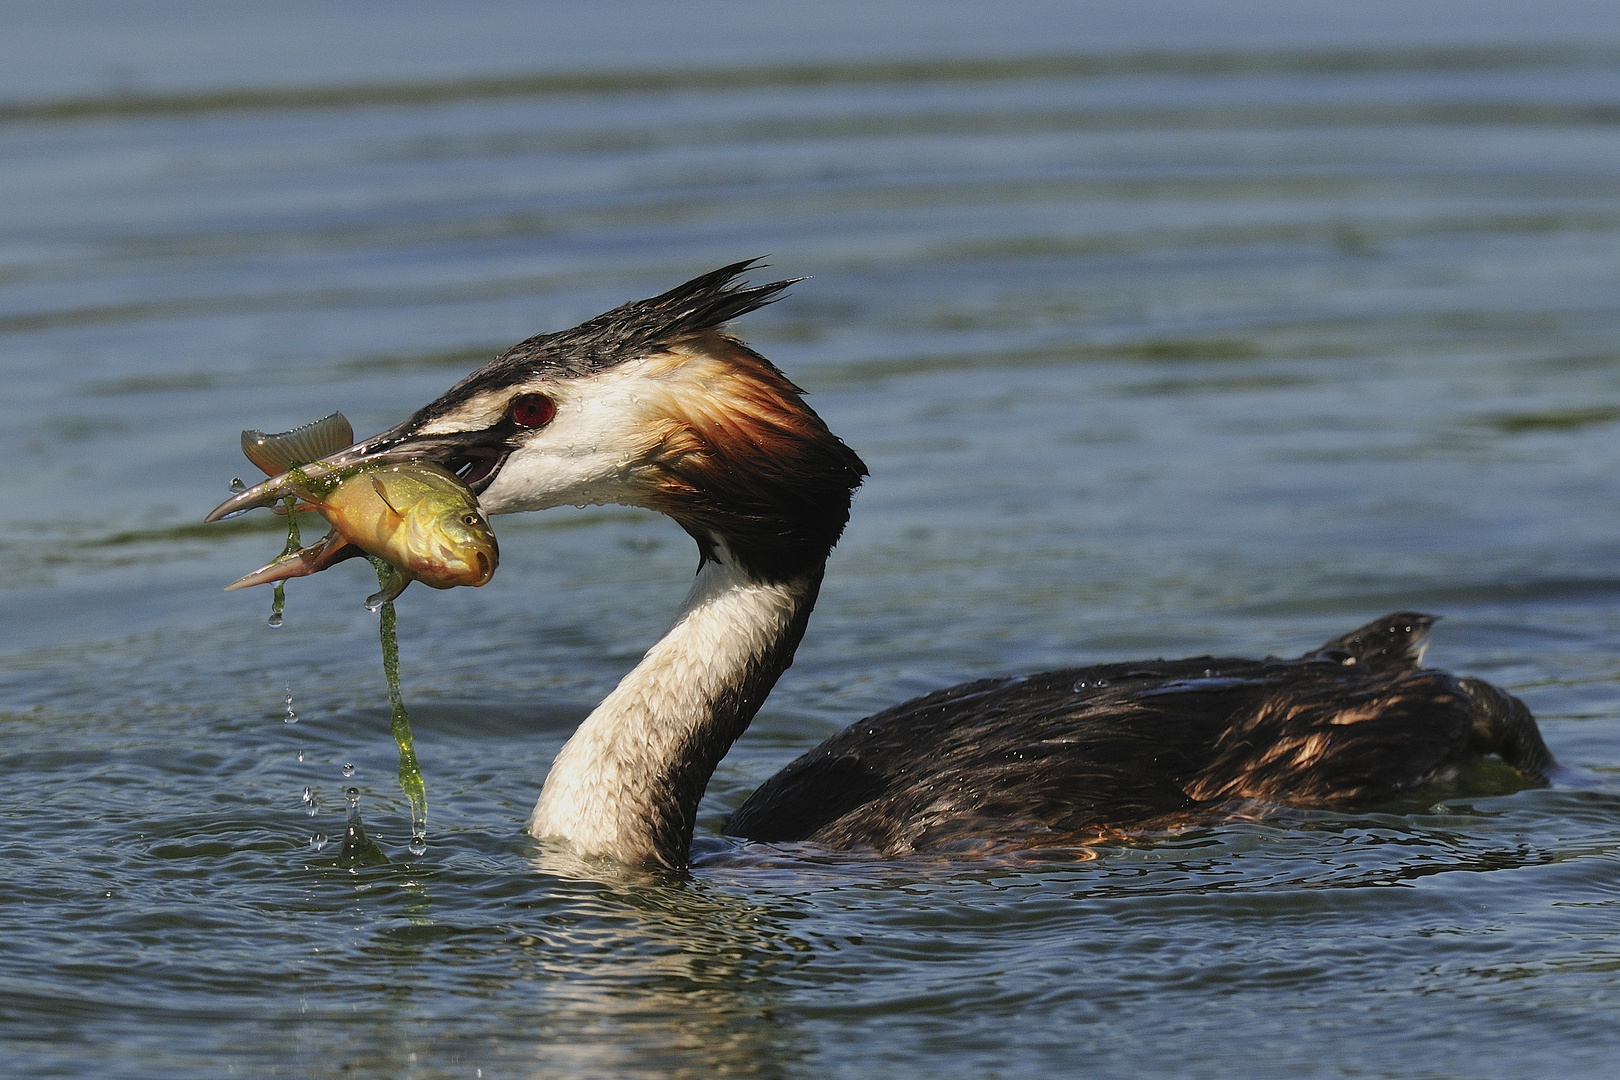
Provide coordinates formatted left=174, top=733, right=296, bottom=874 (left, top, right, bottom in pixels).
left=204, top=417, right=511, bottom=522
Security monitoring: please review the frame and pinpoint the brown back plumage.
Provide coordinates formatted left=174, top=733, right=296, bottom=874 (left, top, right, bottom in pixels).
left=728, top=612, right=1554, bottom=854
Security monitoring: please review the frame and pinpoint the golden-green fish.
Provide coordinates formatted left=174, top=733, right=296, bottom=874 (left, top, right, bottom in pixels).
left=226, top=413, right=498, bottom=606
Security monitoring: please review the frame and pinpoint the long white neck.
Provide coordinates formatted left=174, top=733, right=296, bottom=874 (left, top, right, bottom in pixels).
left=527, top=551, right=821, bottom=867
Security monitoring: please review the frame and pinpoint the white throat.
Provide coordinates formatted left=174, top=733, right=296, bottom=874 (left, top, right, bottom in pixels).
left=527, top=550, right=817, bottom=866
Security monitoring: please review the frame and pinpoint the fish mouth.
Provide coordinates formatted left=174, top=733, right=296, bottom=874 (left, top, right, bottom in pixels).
left=205, top=422, right=510, bottom=523
left=414, top=538, right=497, bottom=589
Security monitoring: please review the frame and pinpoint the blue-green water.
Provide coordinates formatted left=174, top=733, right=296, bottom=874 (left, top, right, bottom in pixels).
left=3, top=4, right=1620, bottom=1077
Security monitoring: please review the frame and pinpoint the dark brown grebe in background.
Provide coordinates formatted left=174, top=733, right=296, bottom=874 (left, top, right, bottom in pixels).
left=209, top=262, right=1556, bottom=868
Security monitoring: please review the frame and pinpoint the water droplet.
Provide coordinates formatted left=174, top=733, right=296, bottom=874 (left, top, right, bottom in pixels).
left=1203, top=668, right=1213, bottom=677
left=229, top=477, right=247, bottom=492
left=1096, top=678, right=1108, bottom=688
left=407, top=836, right=427, bottom=857
left=1073, top=680, right=1089, bottom=691
left=345, top=786, right=360, bottom=810
left=283, top=689, right=297, bottom=724
left=309, top=832, right=328, bottom=851
left=341, top=763, right=355, bottom=778
left=267, top=612, right=284, bottom=628
left=296, top=749, right=304, bottom=763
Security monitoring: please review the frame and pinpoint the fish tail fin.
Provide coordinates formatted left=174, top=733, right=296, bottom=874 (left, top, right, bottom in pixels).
left=1458, top=676, right=1556, bottom=784
left=224, top=532, right=354, bottom=590
left=241, top=412, right=356, bottom=476
left=225, top=554, right=311, bottom=591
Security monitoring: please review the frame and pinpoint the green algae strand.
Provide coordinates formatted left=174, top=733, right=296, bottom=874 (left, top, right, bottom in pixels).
left=371, top=555, right=429, bottom=854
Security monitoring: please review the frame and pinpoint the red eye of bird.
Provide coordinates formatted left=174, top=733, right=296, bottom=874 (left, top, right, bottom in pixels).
left=510, top=393, right=555, bottom=428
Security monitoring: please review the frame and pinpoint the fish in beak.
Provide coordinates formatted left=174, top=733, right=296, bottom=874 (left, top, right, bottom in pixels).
left=216, top=413, right=499, bottom=606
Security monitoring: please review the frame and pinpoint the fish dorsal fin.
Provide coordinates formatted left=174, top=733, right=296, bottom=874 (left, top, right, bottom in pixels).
left=241, top=412, right=356, bottom=476
left=370, top=474, right=405, bottom=520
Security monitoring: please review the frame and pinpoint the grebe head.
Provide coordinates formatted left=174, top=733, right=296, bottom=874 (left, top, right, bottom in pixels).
left=210, top=261, right=868, bottom=583
left=1304, top=612, right=1439, bottom=670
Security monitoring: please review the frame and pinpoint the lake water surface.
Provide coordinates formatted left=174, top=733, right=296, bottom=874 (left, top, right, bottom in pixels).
left=3, top=5, right=1620, bottom=1077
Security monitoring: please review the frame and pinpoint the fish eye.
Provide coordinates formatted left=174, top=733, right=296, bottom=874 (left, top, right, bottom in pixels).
left=510, top=393, right=555, bottom=428
left=462, top=514, right=481, bottom=526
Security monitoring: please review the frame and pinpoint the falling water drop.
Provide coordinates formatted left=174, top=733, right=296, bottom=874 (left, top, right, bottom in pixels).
left=405, top=794, right=428, bottom=857
left=296, top=749, right=304, bottom=763
left=309, top=832, right=328, bottom=852
left=229, top=477, right=247, bottom=492
left=268, top=495, right=301, bottom=628
left=336, top=786, right=388, bottom=867
left=341, top=763, right=355, bottom=778
left=301, top=786, right=317, bottom=816
left=283, top=689, right=297, bottom=724
left=267, top=610, right=284, bottom=628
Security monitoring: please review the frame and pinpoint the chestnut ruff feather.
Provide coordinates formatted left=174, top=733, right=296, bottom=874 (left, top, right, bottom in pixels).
left=634, top=335, right=868, bottom=583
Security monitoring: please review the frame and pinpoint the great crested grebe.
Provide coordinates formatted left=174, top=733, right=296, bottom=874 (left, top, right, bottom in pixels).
left=209, top=261, right=1556, bottom=868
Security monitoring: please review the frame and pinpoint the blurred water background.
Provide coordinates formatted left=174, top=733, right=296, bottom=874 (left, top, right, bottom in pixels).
left=3, top=1, right=1620, bottom=1076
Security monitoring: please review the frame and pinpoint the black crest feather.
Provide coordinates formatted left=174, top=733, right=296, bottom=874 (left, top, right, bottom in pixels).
left=443, top=259, right=798, bottom=400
